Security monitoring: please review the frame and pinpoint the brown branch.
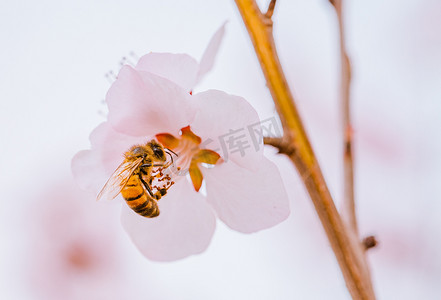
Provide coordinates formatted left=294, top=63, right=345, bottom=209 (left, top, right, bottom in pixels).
left=234, top=0, right=375, bottom=299
left=264, top=0, right=276, bottom=19
left=263, top=137, right=290, bottom=153
left=330, top=0, right=357, bottom=234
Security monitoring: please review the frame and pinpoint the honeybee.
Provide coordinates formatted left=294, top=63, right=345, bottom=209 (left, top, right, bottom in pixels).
left=97, top=140, right=176, bottom=218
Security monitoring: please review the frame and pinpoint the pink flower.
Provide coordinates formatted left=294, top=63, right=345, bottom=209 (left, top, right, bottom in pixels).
left=26, top=178, right=130, bottom=300
left=72, top=25, right=290, bottom=261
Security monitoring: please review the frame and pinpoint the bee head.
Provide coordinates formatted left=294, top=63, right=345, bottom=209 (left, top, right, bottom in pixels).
left=148, top=140, right=166, bottom=161
left=126, top=146, right=148, bottom=160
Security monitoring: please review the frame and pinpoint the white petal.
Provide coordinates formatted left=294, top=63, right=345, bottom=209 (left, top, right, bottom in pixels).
left=89, top=122, right=146, bottom=174
left=121, top=179, right=216, bottom=261
left=71, top=122, right=147, bottom=196
left=191, top=89, right=263, bottom=171
left=136, top=53, right=199, bottom=92
left=197, top=22, right=226, bottom=83
left=71, top=150, right=107, bottom=195
left=107, top=66, right=195, bottom=137
left=203, top=158, right=290, bottom=233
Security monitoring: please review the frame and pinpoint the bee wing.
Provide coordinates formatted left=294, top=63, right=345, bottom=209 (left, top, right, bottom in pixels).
left=97, top=157, right=144, bottom=201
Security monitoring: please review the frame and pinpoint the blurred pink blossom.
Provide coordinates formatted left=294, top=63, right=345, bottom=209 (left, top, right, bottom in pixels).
left=27, top=178, right=129, bottom=300
left=72, top=25, right=290, bottom=261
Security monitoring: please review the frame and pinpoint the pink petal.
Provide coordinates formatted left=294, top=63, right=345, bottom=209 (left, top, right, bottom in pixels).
left=120, top=179, right=216, bottom=261
left=197, top=23, right=226, bottom=83
left=72, top=122, right=147, bottom=196
left=71, top=150, right=107, bottom=195
left=136, top=53, right=199, bottom=92
left=107, top=66, right=195, bottom=137
left=191, top=90, right=263, bottom=171
left=203, top=158, right=290, bottom=233
left=89, top=122, right=146, bottom=174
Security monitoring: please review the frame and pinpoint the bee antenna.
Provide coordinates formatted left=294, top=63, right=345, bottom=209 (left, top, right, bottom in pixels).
left=166, top=149, right=178, bottom=157
left=165, top=149, right=178, bottom=164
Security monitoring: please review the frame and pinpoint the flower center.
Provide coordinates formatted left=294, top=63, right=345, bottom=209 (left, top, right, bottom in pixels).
left=156, top=126, right=222, bottom=191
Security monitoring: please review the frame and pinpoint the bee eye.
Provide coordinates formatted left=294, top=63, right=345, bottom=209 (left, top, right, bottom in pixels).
left=153, top=147, right=164, bottom=157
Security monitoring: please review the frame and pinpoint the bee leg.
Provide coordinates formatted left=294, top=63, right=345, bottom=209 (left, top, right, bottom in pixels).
left=141, top=163, right=166, bottom=168
left=140, top=177, right=155, bottom=198
left=154, top=189, right=167, bottom=200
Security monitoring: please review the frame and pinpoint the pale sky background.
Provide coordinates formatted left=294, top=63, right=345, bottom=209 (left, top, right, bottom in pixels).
left=1, top=0, right=440, bottom=299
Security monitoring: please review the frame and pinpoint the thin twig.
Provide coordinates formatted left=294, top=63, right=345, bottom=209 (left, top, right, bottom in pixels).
left=234, top=0, right=375, bottom=299
left=331, top=0, right=376, bottom=290
left=264, top=0, right=276, bottom=19
left=330, top=0, right=357, bottom=234
left=263, top=136, right=288, bottom=152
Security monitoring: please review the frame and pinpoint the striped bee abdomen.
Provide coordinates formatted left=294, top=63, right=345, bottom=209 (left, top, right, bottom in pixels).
left=121, top=174, right=160, bottom=218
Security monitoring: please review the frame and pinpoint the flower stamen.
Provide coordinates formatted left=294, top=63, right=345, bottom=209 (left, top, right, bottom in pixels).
left=156, top=126, right=222, bottom=192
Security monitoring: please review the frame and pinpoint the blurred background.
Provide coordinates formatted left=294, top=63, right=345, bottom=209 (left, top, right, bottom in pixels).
left=1, top=0, right=440, bottom=299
